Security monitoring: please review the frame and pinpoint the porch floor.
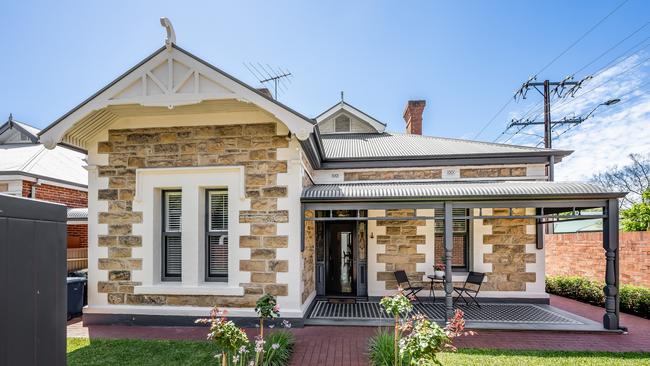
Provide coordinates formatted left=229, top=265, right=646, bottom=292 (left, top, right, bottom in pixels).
left=306, top=300, right=607, bottom=331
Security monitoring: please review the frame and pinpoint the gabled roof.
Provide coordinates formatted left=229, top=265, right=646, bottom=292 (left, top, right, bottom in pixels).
left=39, top=44, right=315, bottom=150
left=0, top=116, right=40, bottom=144
left=0, top=143, right=87, bottom=187
left=320, top=132, right=571, bottom=160
left=315, top=101, right=386, bottom=133
left=302, top=181, right=625, bottom=202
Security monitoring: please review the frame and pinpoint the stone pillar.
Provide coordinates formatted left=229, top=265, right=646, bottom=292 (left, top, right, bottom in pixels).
left=443, top=202, right=454, bottom=319
left=602, top=199, right=620, bottom=330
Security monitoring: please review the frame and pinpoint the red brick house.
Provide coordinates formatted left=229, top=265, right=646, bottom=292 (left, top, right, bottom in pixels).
left=0, top=115, right=88, bottom=249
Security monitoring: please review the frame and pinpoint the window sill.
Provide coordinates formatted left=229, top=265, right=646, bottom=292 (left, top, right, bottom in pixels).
left=134, top=284, right=245, bottom=296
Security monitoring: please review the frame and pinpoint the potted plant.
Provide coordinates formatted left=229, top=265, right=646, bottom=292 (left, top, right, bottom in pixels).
left=434, top=264, right=445, bottom=279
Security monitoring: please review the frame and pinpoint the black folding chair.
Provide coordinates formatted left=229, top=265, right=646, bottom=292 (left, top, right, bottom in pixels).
left=394, top=270, right=423, bottom=304
left=453, top=271, right=485, bottom=308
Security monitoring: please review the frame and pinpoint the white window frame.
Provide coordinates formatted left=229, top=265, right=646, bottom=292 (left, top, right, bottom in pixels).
left=205, top=189, right=229, bottom=281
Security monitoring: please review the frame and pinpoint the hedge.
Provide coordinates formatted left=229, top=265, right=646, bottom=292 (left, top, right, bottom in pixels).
left=546, top=275, right=650, bottom=319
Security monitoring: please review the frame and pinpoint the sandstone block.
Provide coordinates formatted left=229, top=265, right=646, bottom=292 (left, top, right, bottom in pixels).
left=251, top=248, right=276, bottom=260
left=240, top=260, right=266, bottom=272
left=264, top=284, right=288, bottom=296
left=267, top=260, right=288, bottom=272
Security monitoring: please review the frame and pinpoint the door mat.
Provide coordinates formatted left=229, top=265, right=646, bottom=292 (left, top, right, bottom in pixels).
left=328, top=298, right=356, bottom=304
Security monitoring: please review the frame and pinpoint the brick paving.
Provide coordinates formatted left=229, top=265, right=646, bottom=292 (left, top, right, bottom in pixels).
left=68, top=295, right=649, bottom=366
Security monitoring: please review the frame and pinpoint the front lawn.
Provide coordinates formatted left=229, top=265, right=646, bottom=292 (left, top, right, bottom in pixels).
left=67, top=338, right=650, bottom=366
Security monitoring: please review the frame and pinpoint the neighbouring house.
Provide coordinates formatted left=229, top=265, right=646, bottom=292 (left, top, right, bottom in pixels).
left=0, top=115, right=89, bottom=254
left=37, top=34, right=626, bottom=330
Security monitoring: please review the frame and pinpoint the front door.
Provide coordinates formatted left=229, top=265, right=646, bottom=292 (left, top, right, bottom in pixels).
left=325, top=222, right=356, bottom=296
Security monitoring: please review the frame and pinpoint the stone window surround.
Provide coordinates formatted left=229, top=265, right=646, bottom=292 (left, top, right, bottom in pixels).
left=130, top=166, right=249, bottom=296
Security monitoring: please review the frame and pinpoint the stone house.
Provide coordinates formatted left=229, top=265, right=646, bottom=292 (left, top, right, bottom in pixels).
left=38, top=35, right=625, bottom=330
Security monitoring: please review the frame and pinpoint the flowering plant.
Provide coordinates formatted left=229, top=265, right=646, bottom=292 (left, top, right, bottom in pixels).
left=379, top=290, right=414, bottom=318
left=195, top=308, right=249, bottom=366
left=399, top=309, right=476, bottom=365
left=255, top=294, right=280, bottom=320
left=434, top=263, right=445, bottom=271
left=379, top=290, right=414, bottom=366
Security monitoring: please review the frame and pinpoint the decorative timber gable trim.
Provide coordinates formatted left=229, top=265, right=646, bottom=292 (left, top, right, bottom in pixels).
left=39, top=45, right=315, bottom=150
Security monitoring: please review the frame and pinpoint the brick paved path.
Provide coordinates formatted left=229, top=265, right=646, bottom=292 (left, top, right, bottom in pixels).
left=68, top=295, right=650, bottom=366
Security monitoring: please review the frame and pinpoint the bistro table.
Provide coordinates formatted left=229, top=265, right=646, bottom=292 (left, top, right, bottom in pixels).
left=427, top=275, right=445, bottom=301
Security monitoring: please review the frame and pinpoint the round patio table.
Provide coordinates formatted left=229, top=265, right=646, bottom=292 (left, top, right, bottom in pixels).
left=427, top=275, right=445, bottom=301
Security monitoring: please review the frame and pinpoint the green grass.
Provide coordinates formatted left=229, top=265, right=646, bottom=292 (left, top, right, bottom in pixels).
left=68, top=338, right=650, bottom=366
left=439, top=349, right=649, bottom=366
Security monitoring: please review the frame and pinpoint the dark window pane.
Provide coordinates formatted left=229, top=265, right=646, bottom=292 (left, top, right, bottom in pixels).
left=207, top=234, right=228, bottom=278
left=164, top=235, right=182, bottom=277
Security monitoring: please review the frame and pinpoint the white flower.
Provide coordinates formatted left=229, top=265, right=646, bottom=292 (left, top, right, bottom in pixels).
left=271, top=343, right=280, bottom=350
left=239, top=345, right=248, bottom=354
left=254, top=338, right=265, bottom=353
left=232, top=355, right=239, bottom=363
left=248, top=362, right=255, bottom=366
left=282, top=320, right=292, bottom=328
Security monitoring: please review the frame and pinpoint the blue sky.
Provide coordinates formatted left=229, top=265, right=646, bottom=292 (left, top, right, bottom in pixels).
left=1, top=0, right=649, bottom=180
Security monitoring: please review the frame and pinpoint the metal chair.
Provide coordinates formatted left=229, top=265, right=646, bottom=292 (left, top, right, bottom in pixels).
left=393, top=270, right=423, bottom=304
left=453, top=271, right=485, bottom=308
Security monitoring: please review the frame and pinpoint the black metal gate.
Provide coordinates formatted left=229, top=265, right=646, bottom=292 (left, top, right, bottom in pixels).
left=0, top=195, right=67, bottom=366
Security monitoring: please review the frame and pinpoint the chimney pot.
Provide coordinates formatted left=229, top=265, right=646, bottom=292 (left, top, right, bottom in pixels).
left=403, top=100, right=426, bottom=135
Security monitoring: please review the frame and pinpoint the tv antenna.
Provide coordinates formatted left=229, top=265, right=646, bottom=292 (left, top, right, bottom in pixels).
left=244, top=62, right=293, bottom=100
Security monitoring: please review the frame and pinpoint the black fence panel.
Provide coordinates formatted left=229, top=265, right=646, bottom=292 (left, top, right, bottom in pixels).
left=0, top=195, right=67, bottom=366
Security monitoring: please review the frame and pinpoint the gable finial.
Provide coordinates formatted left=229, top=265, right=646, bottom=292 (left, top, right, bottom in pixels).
left=160, top=17, right=176, bottom=51
left=340, top=91, right=344, bottom=103
left=8, top=113, right=12, bottom=122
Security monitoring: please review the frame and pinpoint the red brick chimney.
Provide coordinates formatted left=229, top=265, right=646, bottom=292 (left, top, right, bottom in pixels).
left=403, top=100, right=426, bottom=135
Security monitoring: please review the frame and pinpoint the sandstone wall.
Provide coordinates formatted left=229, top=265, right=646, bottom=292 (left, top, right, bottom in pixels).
left=481, top=208, right=538, bottom=291
left=375, top=209, right=427, bottom=289
left=344, top=167, right=528, bottom=182
left=302, top=210, right=315, bottom=303
left=94, top=123, right=290, bottom=307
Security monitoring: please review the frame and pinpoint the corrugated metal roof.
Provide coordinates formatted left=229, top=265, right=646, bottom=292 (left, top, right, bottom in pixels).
left=0, top=144, right=88, bottom=186
left=67, top=207, right=88, bottom=220
left=302, top=181, right=625, bottom=201
left=320, top=133, right=566, bottom=160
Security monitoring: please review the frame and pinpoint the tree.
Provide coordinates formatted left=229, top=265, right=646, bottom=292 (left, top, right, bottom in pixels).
left=591, top=153, right=650, bottom=208
left=621, top=188, right=650, bottom=231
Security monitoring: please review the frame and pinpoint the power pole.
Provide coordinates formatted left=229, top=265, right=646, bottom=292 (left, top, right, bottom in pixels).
left=512, top=76, right=589, bottom=181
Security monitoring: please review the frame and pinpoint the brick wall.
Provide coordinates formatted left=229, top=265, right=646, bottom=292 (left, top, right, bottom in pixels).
left=22, top=181, right=88, bottom=208
left=67, top=224, right=88, bottom=248
left=95, top=123, right=290, bottom=307
left=545, top=231, right=650, bottom=288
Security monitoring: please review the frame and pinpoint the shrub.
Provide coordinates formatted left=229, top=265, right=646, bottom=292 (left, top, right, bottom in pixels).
left=196, top=305, right=295, bottom=366
left=546, top=275, right=650, bottom=319
left=263, top=331, right=295, bottom=366
left=368, top=330, right=411, bottom=366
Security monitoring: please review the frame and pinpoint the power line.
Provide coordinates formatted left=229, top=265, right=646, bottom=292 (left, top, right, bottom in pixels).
left=475, top=0, right=629, bottom=141
left=531, top=0, right=630, bottom=78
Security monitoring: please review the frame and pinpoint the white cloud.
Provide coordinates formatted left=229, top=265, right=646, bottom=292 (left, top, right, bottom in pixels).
left=499, top=53, right=650, bottom=182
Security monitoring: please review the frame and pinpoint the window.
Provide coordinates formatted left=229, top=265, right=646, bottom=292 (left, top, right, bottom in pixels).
left=434, top=208, right=470, bottom=271
left=334, top=115, right=351, bottom=132
left=162, top=190, right=182, bottom=281
left=206, top=189, right=228, bottom=281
